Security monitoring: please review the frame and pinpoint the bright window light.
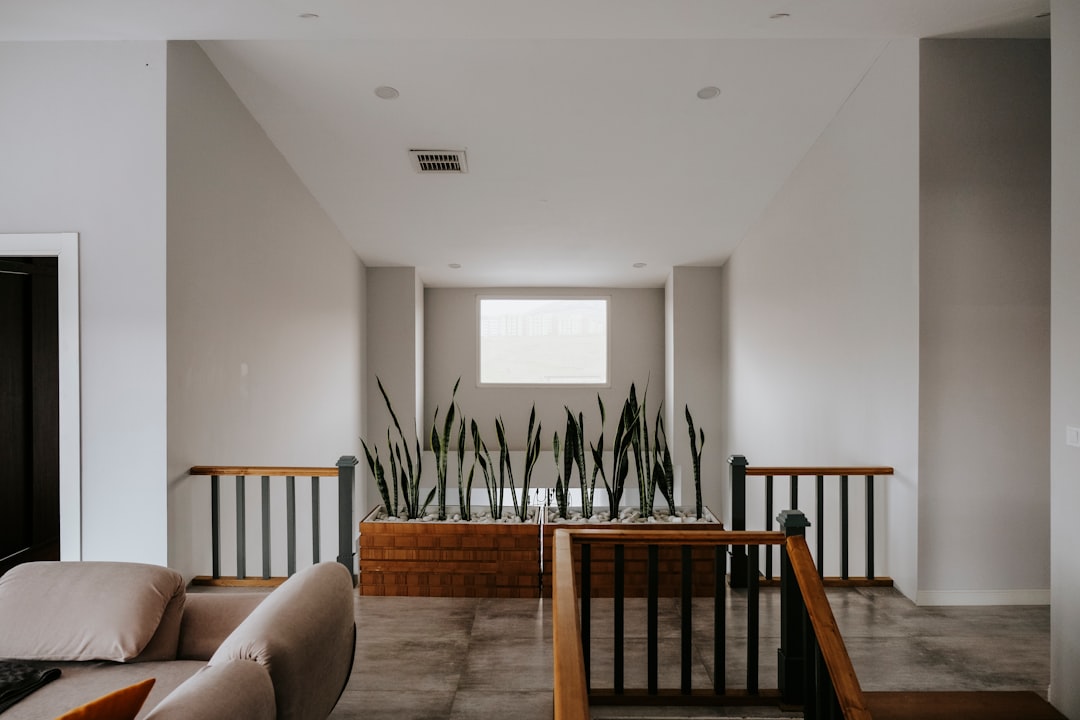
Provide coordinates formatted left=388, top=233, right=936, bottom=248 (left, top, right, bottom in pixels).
left=479, top=298, right=608, bottom=385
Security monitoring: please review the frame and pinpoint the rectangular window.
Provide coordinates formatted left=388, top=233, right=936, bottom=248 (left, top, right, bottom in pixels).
left=478, top=297, right=608, bottom=385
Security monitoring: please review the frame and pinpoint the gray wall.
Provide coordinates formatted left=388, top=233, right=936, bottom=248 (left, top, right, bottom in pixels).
left=722, top=40, right=921, bottom=596
left=424, top=287, right=664, bottom=453
left=0, top=41, right=169, bottom=564
left=366, top=267, right=425, bottom=510
left=166, top=41, right=365, bottom=579
left=667, top=268, right=725, bottom=515
left=1050, top=0, right=1080, bottom=713
left=919, top=40, right=1051, bottom=604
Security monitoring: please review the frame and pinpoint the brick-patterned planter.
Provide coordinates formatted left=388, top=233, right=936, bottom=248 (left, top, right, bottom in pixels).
left=541, top=507, right=721, bottom=598
left=358, top=508, right=541, bottom=598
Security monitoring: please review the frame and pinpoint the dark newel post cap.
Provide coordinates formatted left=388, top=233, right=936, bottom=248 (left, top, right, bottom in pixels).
left=777, top=509, right=810, bottom=530
left=729, top=455, right=749, bottom=467
left=337, top=456, right=360, bottom=467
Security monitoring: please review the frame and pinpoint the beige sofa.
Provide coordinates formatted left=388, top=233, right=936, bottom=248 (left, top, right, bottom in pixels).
left=0, top=561, right=355, bottom=719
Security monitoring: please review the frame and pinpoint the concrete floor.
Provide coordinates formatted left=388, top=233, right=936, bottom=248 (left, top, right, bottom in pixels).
left=327, top=587, right=1051, bottom=720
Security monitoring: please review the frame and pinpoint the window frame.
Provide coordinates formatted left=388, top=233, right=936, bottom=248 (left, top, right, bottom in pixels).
left=475, top=294, right=612, bottom=389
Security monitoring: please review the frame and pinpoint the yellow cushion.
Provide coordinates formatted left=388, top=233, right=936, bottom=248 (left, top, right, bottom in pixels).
left=54, top=678, right=155, bottom=720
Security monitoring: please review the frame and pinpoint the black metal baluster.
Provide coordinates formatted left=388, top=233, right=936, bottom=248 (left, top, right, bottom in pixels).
left=790, top=474, right=799, bottom=509
left=337, top=457, right=358, bottom=579
left=729, top=456, right=748, bottom=588
left=840, top=475, right=849, bottom=580
left=803, top=603, right=818, bottom=720
left=312, top=475, right=321, bottom=564
left=765, top=475, right=774, bottom=580
left=866, top=474, right=875, bottom=581
left=261, top=475, right=271, bottom=580
left=211, top=475, right=221, bottom=579
left=615, top=544, right=625, bottom=694
left=816, top=475, right=825, bottom=578
left=581, top=542, right=592, bottom=691
left=778, top=510, right=809, bottom=706
left=746, top=544, right=759, bottom=695
left=714, top=544, right=726, bottom=695
left=681, top=544, right=693, bottom=695
left=648, top=544, right=659, bottom=695
left=236, top=475, right=246, bottom=580
left=815, top=645, right=829, bottom=720
left=286, top=476, right=296, bottom=576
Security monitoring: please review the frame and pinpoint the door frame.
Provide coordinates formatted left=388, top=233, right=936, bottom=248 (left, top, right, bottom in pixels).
left=0, top=233, right=80, bottom=561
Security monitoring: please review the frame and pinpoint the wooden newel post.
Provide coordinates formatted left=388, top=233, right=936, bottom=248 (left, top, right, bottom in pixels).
left=778, top=509, right=810, bottom=706
left=729, top=455, right=748, bottom=588
left=337, top=456, right=359, bottom=585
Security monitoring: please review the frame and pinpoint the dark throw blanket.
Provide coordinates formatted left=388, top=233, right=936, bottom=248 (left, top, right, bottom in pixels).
left=0, top=661, right=61, bottom=714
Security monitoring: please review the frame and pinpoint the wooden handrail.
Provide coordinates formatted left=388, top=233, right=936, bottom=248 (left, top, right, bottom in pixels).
left=746, top=466, right=893, bottom=476
left=189, top=465, right=339, bottom=477
left=560, top=528, right=786, bottom=546
left=785, top=535, right=872, bottom=720
left=553, top=529, right=590, bottom=720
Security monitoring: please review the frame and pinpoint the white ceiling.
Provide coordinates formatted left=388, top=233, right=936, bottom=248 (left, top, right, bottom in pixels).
left=1, top=1, right=1051, bottom=286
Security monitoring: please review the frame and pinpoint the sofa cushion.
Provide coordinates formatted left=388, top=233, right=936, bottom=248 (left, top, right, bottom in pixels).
left=0, top=562, right=186, bottom=662
left=0, top=660, right=204, bottom=720
left=54, top=677, right=156, bottom=720
left=176, top=593, right=267, bottom=661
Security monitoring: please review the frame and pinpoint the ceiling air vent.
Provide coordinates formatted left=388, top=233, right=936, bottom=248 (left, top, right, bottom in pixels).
left=409, top=149, right=468, bottom=174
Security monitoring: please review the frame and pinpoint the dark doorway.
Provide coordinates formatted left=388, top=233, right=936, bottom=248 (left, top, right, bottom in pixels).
left=0, top=257, right=59, bottom=575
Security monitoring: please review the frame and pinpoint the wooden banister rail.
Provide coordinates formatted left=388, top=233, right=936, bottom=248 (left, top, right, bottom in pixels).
left=553, top=530, right=590, bottom=720
left=189, top=465, right=338, bottom=476
left=188, top=457, right=358, bottom=586
left=746, top=466, right=894, bottom=477
left=786, top=534, right=872, bottom=720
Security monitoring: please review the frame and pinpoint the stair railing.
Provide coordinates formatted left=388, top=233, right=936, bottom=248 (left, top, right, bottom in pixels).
left=552, top=510, right=871, bottom=720
left=729, top=456, right=894, bottom=588
left=188, top=456, right=358, bottom=585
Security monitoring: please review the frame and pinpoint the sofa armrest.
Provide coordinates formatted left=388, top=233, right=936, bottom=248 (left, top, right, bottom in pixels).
left=144, top=659, right=276, bottom=720
left=177, top=593, right=267, bottom=661
left=209, top=563, right=355, bottom=720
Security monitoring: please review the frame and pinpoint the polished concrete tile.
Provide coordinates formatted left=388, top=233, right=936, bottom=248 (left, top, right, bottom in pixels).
left=326, top=589, right=1051, bottom=719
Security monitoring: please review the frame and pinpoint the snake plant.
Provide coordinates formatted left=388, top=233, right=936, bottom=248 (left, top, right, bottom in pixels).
left=375, top=377, right=433, bottom=519
left=686, top=405, right=705, bottom=519
left=430, top=377, right=460, bottom=520
left=471, top=419, right=500, bottom=517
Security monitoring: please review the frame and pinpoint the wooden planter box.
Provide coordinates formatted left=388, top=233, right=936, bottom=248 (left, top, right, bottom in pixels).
left=541, top=508, right=722, bottom=598
left=358, top=508, right=541, bottom=598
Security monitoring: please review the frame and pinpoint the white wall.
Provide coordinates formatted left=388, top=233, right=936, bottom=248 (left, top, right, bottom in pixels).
left=423, top=287, right=665, bottom=455
left=668, top=267, right=724, bottom=515
left=1050, top=0, right=1080, bottom=713
left=0, top=42, right=169, bottom=564
left=166, top=41, right=365, bottom=579
left=918, top=40, right=1051, bottom=605
left=723, top=41, right=920, bottom=596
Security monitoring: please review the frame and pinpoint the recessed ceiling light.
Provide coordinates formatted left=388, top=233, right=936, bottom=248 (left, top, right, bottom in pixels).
left=769, top=12, right=791, bottom=20
left=374, top=86, right=400, bottom=100
left=696, top=86, right=721, bottom=100
left=298, top=12, right=319, bottom=19
left=632, top=262, right=647, bottom=269
left=448, top=263, right=462, bottom=269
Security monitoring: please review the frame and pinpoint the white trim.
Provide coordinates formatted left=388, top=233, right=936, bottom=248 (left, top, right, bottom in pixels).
left=916, top=588, right=1050, bottom=606
left=0, top=233, right=81, bottom=561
